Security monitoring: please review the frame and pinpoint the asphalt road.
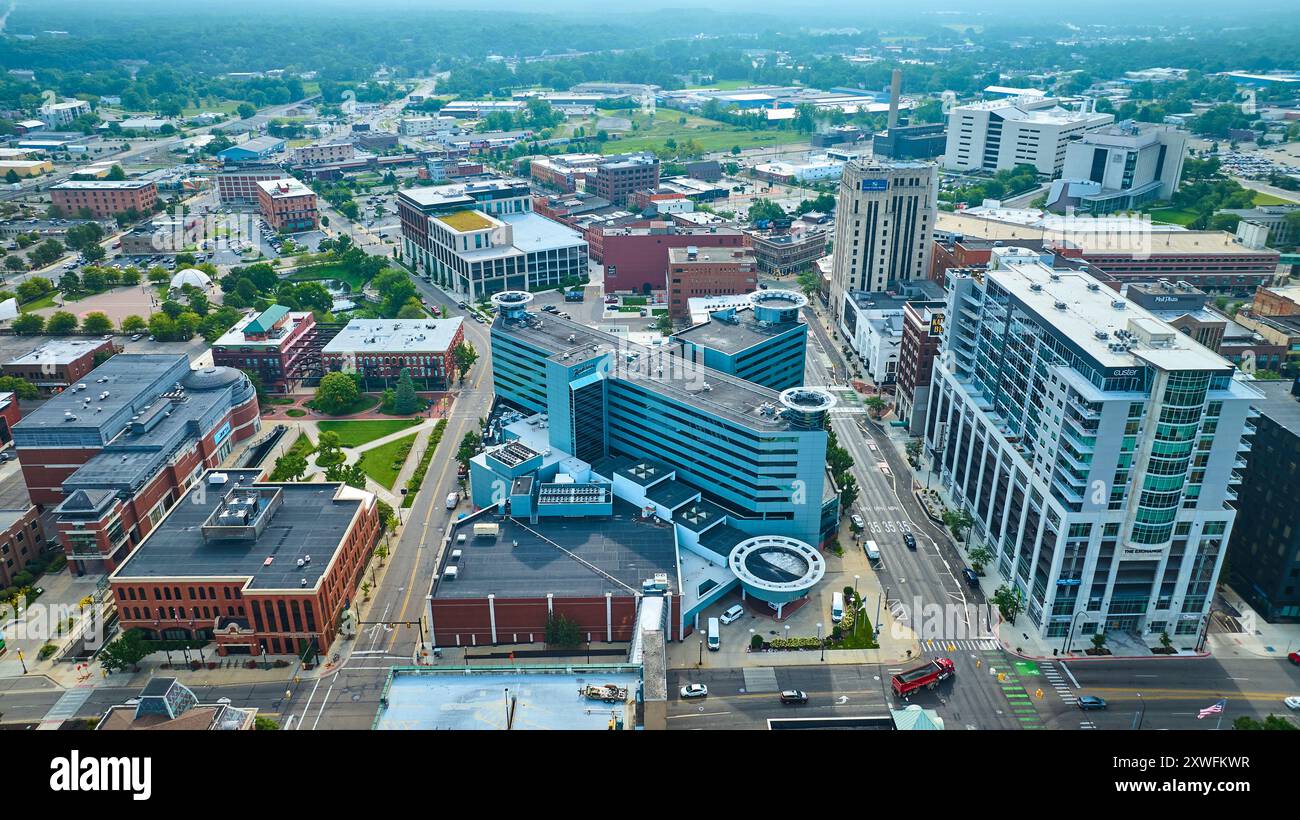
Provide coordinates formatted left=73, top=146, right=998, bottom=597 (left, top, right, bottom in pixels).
left=0, top=676, right=296, bottom=726
left=666, top=664, right=895, bottom=730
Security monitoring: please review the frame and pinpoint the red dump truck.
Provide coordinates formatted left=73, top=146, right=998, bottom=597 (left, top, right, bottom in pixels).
left=891, top=658, right=955, bottom=697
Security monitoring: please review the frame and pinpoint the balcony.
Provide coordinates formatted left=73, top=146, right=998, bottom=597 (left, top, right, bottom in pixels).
left=1228, top=471, right=1243, bottom=485
left=1051, top=475, right=1084, bottom=503
left=1237, top=438, right=1252, bottom=453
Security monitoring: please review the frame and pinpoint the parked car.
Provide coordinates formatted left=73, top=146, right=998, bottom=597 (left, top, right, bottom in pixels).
left=0, top=451, right=13, bottom=462
left=903, top=532, right=917, bottom=550
left=719, top=604, right=744, bottom=625
left=680, top=683, right=708, bottom=699
left=961, top=568, right=979, bottom=587
left=779, top=690, right=808, bottom=704
left=130, top=334, right=143, bottom=342
left=850, top=514, right=865, bottom=529
left=1290, top=651, right=1300, bottom=665
left=1078, top=696, right=1107, bottom=711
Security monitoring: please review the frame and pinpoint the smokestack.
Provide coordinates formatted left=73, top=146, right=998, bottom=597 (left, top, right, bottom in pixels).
left=887, top=69, right=902, bottom=132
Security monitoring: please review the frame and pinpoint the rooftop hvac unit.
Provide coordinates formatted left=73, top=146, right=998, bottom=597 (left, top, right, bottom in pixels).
left=296, top=558, right=305, bottom=568
left=300, top=578, right=308, bottom=587
left=450, top=549, right=462, bottom=561
left=209, top=472, right=229, bottom=485
left=1086, top=283, right=1100, bottom=292
left=1054, top=301, right=1067, bottom=310
left=1029, top=283, right=1043, bottom=292
left=443, top=566, right=459, bottom=580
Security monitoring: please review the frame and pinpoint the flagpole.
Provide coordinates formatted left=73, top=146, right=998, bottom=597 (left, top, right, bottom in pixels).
left=1215, top=700, right=1225, bottom=731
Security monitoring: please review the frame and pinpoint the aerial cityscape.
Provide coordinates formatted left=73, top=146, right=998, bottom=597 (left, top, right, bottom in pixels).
left=0, top=0, right=1297, bottom=786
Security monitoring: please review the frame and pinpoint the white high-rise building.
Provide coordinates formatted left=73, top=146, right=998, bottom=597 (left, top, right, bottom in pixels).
left=944, top=96, right=1114, bottom=176
left=925, top=246, right=1260, bottom=642
left=1047, top=123, right=1188, bottom=214
left=829, top=160, right=937, bottom=322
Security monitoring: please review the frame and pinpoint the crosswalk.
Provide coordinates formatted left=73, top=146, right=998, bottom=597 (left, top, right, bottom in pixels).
left=741, top=667, right=779, bottom=693
left=920, top=638, right=1000, bottom=653
left=1079, top=719, right=1099, bottom=729
left=1041, top=661, right=1077, bottom=705
left=37, top=686, right=94, bottom=730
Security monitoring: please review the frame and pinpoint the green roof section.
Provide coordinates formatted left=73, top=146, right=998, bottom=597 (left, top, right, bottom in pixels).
left=245, top=304, right=290, bottom=335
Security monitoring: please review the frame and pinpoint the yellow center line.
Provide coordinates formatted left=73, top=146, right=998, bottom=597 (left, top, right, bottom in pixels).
left=1081, top=687, right=1297, bottom=702
left=386, top=342, right=487, bottom=650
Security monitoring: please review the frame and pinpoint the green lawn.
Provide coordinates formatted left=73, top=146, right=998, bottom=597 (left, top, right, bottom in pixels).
left=1147, top=207, right=1199, bottom=226
left=357, top=432, right=418, bottom=489
left=287, top=263, right=383, bottom=291
left=1253, top=190, right=1299, bottom=205
left=19, top=293, right=58, bottom=313
left=315, top=418, right=421, bottom=448
left=305, top=393, right=380, bottom=416
left=591, top=108, right=808, bottom=155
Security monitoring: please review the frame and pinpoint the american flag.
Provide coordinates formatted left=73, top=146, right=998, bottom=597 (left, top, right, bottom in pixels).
left=1197, top=699, right=1227, bottom=719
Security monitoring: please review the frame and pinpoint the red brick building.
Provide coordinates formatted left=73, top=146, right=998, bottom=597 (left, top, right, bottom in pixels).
left=0, top=391, right=21, bottom=447
left=50, top=180, right=158, bottom=219
left=12, top=356, right=261, bottom=575
left=599, top=223, right=749, bottom=294
left=667, top=246, right=759, bottom=319
left=2, top=338, right=115, bottom=395
left=215, top=166, right=286, bottom=206
left=591, top=153, right=659, bottom=207
left=321, top=317, right=465, bottom=390
left=108, top=470, right=380, bottom=656
left=212, top=305, right=319, bottom=392
left=895, top=301, right=946, bottom=435
left=255, top=178, right=319, bottom=232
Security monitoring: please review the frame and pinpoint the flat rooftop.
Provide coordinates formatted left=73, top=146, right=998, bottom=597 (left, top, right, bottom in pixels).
left=255, top=178, right=313, bottom=198
left=213, top=309, right=311, bottom=348
left=112, top=470, right=369, bottom=591
left=1251, top=380, right=1300, bottom=437
left=937, top=211, right=1273, bottom=256
left=988, top=258, right=1232, bottom=372
left=668, top=246, right=754, bottom=264
left=493, top=312, right=803, bottom=431
left=433, top=502, right=678, bottom=600
left=674, top=306, right=803, bottom=355
left=433, top=209, right=496, bottom=232
left=322, top=317, right=464, bottom=354
left=502, top=211, right=586, bottom=254
left=375, top=667, right=641, bottom=730
left=5, top=338, right=107, bottom=367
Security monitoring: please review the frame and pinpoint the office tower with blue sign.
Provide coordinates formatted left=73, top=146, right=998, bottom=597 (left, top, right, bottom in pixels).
left=830, top=160, right=938, bottom=324
left=925, top=246, right=1260, bottom=642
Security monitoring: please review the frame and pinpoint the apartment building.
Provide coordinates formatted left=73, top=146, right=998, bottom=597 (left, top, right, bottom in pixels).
left=255, top=178, right=319, bottom=232
left=50, top=180, right=158, bottom=219
left=925, top=247, right=1259, bottom=641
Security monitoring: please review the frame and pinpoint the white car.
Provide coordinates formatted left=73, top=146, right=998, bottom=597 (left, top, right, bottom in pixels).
left=851, top=514, right=865, bottom=529
left=720, top=604, right=744, bottom=625
left=1285, top=696, right=1300, bottom=710
left=680, top=683, right=708, bottom=699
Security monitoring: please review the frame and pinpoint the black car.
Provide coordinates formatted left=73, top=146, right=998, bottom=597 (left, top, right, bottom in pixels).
left=779, top=690, right=808, bottom=704
left=961, top=568, right=979, bottom=587
left=903, top=532, right=917, bottom=550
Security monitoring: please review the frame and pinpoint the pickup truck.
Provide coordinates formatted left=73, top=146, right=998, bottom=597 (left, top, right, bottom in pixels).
left=891, top=658, right=955, bottom=697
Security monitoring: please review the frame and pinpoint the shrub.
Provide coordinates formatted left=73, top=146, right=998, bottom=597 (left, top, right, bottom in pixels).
left=38, top=643, right=58, bottom=660
left=750, top=634, right=763, bottom=650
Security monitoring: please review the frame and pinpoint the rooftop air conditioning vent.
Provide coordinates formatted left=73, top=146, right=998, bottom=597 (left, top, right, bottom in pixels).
left=1029, top=283, right=1043, bottom=292
left=1054, top=301, right=1067, bottom=310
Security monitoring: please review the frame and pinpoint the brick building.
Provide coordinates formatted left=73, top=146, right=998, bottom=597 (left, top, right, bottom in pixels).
left=321, top=317, right=465, bottom=390
left=0, top=453, right=46, bottom=589
left=0, top=392, right=19, bottom=447
left=108, top=469, right=380, bottom=656
left=11, top=356, right=261, bottom=574
left=591, top=153, right=659, bottom=206
left=2, top=338, right=115, bottom=395
left=290, top=142, right=356, bottom=166
left=212, top=305, right=319, bottom=392
left=894, top=300, right=946, bottom=435
left=215, top=165, right=288, bottom=206
left=598, top=223, right=748, bottom=294
left=745, top=225, right=830, bottom=277
left=1251, top=283, right=1300, bottom=317
left=255, top=178, right=319, bottom=232
left=50, top=180, right=158, bottom=220
left=667, top=246, right=759, bottom=319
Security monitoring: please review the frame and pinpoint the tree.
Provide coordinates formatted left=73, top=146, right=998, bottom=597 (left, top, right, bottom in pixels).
left=905, top=439, right=922, bottom=464
left=544, top=613, right=582, bottom=647
left=254, top=716, right=280, bottom=730
left=396, top=300, right=425, bottom=319
left=456, top=430, right=482, bottom=466
left=64, top=222, right=104, bottom=252
left=325, top=462, right=367, bottom=489
left=4, top=169, right=17, bottom=184
left=148, top=313, right=178, bottom=341
left=3, top=255, right=22, bottom=272
left=968, top=546, right=993, bottom=575
left=942, top=508, right=975, bottom=542
left=392, top=368, right=420, bottom=414
left=0, top=375, right=39, bottom=400
left=315, top=431, right=345, bottom=468
left=237, top=103, right=257, bottom=120
left=270, top=451, right=308, bottom=482
left=315, top=371, right=360, bottom=414
left=46, top=311, right=79, bottom=334
left=372, top=268, right=417, bottom=318
left=98, top=628, right=151, bottom=673
left=11, top=313, right=44, bottom=335
left=28, top=239, right=66, bottom=268
left=1232, top=715, right=1297, bottom=731
left=864, top=395, right=888, bottom=419
left=81, top=312, right=113, bottom=335
left=105, top=165, right=126, bottom=181
left=453, top=341, right=478, bottom=384
left=992, top=585, right=1022, bottom=625
left=795, top=269, right=821, bottom=298
left=838, top=473, right=859, bottom=510
left=1090, top=632, right=1109, bottom=653
left=121, top=314, right=148, bottom=333
left=747, top=198, right=785, bottom=224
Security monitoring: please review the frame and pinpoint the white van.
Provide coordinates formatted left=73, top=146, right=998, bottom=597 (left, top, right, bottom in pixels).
left=707, top=617, right=720, bottom=651
left=445, top=492, right=459, bottom=509
left=864, top=540, right=881, bottom=561
left=831, top=592, right=845, bottom=623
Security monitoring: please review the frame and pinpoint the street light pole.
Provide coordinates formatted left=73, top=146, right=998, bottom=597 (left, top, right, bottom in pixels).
left=817, top=622, right=824, bottom=662
left=1134, top=692, right=1146, bottom=731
